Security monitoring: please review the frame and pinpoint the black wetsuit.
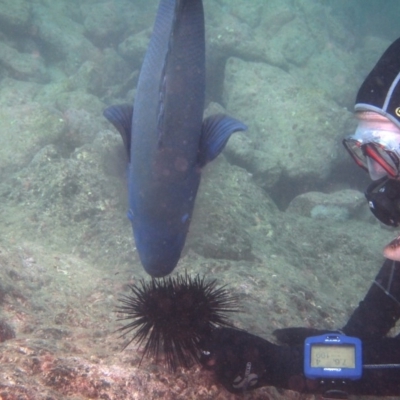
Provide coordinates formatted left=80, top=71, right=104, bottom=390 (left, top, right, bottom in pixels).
left=343, top=258, right=400, bottom=339
left=202, top=259, right=400, bottom=396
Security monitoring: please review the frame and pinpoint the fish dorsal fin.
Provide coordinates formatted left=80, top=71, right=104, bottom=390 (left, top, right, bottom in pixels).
left=103, top=104, right=133, bottom=161
left=198, top=114, right=247, bottom=168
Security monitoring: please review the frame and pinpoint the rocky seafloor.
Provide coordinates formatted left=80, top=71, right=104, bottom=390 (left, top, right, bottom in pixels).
left=0, top=0, right=400, bottom=399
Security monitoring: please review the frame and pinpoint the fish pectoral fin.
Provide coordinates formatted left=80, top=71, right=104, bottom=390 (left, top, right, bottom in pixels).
left=198, top=114, right=247, bottom=168
left=103, top=104, right=133, bottom=161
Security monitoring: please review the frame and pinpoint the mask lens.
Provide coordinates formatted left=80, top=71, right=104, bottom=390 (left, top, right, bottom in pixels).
left=343, top=138, right=400, bottom=178
left=366, top=155, right=389, bottom=180
left=374, top=145, right=398, bottom=175
left=364, top=144, right=399, bottom=178
left=343, top=116, right=400, bottom=177
left=342, top=139, right=368, bottom=170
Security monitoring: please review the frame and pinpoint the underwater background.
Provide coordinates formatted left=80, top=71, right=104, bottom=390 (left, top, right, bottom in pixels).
left=0, top=0, right=400, bottom=398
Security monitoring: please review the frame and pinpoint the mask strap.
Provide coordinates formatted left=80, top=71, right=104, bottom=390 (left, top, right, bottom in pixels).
left=365, top=176, right=390, bottom=197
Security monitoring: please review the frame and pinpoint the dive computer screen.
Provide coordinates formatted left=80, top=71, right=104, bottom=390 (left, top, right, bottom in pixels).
left=310, top=344, right=355, bottom=368
left=304, top=334, right=362, bottom=380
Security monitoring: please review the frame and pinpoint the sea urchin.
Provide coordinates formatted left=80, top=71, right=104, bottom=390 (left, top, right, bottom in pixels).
left=116, top=273, right=239, bottom=371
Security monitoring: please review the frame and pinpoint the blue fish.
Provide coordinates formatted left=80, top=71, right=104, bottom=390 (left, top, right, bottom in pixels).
left=103, top=0, right=247, bottom=277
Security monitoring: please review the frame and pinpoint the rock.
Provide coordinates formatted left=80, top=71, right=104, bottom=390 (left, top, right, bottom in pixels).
left=0, top=102, right=66, bottom=172
left=6, top=130, right=126, bottom=224
left=0, top=0, right=30, bottom=33
left=83, top=2, right=128, bottom=47
left=81, top=0, right=152, bottom=47
left=0, top=42, right=49, bottom=83
left=188, top=156, right=278, bottom=261
left=59, top=108, right=110, bottom=148
left=213, top=0, right=264, bottom=28
left=222, top=57, right=352, bottom=194
left=280, top=18, right=316, bottom=67
left=31, top=4, right=100, bottom=75
left=206, top=11, right=266, bottom=64
left=0, top=78, right=41, bottom=107
left=293, top=46, right=358, bottom=108
left=55, top=91, right=105, bottom=115
left=118, top=28, right=151, bottom=70
left=286, top=189, right=366, bottom=221
left=68, top=50, right=130, bottom=98
left=0, top=320, right=15, bottom=342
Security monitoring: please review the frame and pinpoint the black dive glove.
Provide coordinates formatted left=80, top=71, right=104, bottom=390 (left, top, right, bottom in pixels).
left=201, top=327, right=400, bottom=396
left=200, top=327, right=307, bottom=393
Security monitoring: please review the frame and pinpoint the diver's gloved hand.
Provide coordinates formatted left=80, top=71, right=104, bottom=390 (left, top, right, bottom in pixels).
left=200, top=327, right=307, bottom=393
left=201, top=327, right=400, bottom=396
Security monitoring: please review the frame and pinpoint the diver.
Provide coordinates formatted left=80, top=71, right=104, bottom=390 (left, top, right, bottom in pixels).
left=199, top=37, right=400, bottom=397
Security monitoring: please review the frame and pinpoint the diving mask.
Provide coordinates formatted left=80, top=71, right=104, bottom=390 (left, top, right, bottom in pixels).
left=343, top=112, right=400, bottom=180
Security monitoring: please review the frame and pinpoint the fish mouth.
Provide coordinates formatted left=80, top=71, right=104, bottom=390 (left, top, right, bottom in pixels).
left=143, top=261, right=178, bottom=278
left=134, top=228, right=186, bottom=278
